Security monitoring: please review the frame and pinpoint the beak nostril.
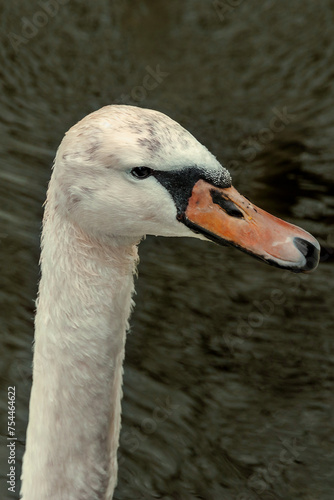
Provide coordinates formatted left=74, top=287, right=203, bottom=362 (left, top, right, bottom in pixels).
left=210, top=189, right=244, bottom=219
left=294, top=237, right=320, bottom=271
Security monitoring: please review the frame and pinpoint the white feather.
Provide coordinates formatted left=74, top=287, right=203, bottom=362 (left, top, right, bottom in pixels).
left=21, top=105, right=229, bottom=499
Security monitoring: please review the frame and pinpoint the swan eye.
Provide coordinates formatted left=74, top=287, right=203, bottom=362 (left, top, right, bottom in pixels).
left=131, top=167, right=152, bottom=179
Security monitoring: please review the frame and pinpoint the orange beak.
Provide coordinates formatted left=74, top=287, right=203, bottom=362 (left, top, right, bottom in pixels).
left=180, top=179, right=320, bottom=272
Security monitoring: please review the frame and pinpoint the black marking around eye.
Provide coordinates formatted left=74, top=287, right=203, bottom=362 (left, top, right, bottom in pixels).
left=153, top=166, right=231, bottom=216
left=210, top=189, right=244, bottom=218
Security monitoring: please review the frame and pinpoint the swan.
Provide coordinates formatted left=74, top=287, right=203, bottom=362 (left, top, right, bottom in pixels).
left=20, top=105, right=320, bottom=500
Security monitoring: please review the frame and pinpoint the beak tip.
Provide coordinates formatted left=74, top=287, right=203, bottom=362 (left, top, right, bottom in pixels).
left=293, top=236, right=320, bottom=272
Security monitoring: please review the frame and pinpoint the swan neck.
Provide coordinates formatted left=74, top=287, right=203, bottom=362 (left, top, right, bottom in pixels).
left=21, top=207, right=138, bottom=500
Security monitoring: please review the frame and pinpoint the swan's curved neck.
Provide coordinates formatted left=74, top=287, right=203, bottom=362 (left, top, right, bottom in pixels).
left=21, top=200, right=138, bottom=500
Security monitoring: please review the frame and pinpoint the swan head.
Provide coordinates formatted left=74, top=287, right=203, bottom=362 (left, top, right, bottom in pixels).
left=52, top=105, right=320, bottom=272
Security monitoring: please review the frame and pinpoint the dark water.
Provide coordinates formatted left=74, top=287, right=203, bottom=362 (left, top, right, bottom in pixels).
left=1, top=1, right=334, bottom=499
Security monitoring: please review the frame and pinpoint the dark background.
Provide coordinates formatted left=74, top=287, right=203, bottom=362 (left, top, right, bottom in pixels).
left=1, top=1, right=334, bottom=499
